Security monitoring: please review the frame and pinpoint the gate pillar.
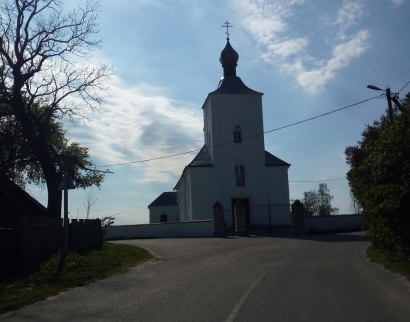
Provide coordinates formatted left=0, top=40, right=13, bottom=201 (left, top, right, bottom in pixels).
left=291, top=200, right=305, bottom=233
left=213, top=201, right=226, bottom=237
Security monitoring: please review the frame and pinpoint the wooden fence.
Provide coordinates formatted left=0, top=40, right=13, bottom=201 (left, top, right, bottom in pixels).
left=70, top=219, right=103, bottom=253
left=0, top=215, right=102, bottom=274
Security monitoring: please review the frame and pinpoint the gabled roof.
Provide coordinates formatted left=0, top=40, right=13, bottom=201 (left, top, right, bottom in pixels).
left=0, top=174, right=47, bottom=217
left=187, top=145, right=214, bottom=167
left=210, top=76, right=262, bottom=95
left=148, top=192, right=177, bottom=208
left=265, top=150, right=290, bottom=166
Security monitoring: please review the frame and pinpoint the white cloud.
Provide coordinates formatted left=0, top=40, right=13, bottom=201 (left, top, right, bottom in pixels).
left=389, top=0, right=404, bottom=5
left=265, top=38, right=309, bottom=60
left=335, top=1, right=363, bottom=28
left=65, top=76, right=203, bottom=183
left=292, top=30, right=369, bottom=93
left=235, top=0, right=305, bottom=46
left=334, top=1, right=364, bottom=39
left=232, top=0, right=369, bottom=93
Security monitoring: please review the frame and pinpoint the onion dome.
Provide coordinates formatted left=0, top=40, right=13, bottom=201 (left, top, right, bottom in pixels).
left=211, top=38, right=261, bottom=94
left=219, top=39, right=239, bottom=66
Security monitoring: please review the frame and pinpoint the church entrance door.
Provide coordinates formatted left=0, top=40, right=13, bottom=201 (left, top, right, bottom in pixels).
left=231, top=198, right=250, bottom=227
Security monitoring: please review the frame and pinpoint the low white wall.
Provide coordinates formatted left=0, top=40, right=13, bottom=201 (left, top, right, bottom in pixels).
left=104, top=219, right=214, bottom=240
left=304, top=215, right=364, bottom=233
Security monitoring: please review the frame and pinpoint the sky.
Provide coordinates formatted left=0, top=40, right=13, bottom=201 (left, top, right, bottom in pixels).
left=27, top=0, right=410, bottom=224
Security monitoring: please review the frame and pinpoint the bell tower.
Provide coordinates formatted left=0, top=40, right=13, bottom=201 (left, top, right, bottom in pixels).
left=203, top=30, right=265, bottom=168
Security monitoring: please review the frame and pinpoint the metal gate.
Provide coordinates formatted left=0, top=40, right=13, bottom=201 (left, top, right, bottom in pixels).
left=223, top=204, right=291, bottom=231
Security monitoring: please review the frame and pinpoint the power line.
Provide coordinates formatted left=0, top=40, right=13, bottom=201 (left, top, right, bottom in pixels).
left=289, top=177, right=345, bottom=182
left=97, top=95, right=381, bottom=168
left=245, top=95, right=381, bottom=139
left=398, top=80, right=410, bottom=94
left=98, top=148, right=203, bottom=167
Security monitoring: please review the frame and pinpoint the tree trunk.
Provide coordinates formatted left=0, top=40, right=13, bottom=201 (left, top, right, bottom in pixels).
left=12, top=81, right=63, bottom=218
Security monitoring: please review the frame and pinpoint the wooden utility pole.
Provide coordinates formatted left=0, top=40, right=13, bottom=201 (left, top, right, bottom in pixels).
left=386, top=87, right=394, bottom=121
left=367, top=84, right=405, bottom=120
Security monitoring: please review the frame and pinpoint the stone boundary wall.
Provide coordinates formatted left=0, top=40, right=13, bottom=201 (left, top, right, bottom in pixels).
left=304, top=214, right=364, bottom=233
left=104, top=219, right=214, bottom=240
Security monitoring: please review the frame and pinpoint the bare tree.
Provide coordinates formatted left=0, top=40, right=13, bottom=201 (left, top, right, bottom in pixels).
left=349, top=191, right=362, bottom=214
left=302, top=183, right=339, bottom=216
left=0, top=0, right=113, bottom=217
left=83, top=187, right=97, bottom=219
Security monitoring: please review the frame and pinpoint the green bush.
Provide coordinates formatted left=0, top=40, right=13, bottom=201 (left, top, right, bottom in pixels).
left=345, top=95, right=410, bottom=258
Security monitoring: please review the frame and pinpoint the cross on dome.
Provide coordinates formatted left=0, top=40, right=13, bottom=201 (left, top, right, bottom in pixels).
left=221, top=20, right=233, bottom=40
left=219, top=21, right=239, bottom=70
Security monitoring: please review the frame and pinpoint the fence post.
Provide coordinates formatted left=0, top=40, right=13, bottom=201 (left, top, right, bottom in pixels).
left=212, top=201, right=226, bottom=237
left=234, top=200, right=248, bottom=236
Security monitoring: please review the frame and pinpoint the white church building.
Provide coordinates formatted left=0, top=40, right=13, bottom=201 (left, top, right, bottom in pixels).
left=149, top=36, right=291, bottom=227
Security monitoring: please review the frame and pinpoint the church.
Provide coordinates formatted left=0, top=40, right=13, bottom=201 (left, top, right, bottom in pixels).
left=148, top=34, right=291, bottom=227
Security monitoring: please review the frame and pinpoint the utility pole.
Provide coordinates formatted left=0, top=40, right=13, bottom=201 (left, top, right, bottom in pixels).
left=367, top=84, right=404, bottom=121
left=58, top=173, right=75, bottom=255
left=386, top=87, right=394, bottom=121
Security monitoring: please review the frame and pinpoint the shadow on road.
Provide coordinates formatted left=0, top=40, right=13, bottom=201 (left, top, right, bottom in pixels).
left=224, top=231, right=370, bottom=243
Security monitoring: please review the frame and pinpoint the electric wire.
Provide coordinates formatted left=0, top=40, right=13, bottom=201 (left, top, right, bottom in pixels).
left=398, top=80, right=410, bottom=94
left=97, top=95, right=381, bottom=168
left=289, top=177, right=345, bottom=182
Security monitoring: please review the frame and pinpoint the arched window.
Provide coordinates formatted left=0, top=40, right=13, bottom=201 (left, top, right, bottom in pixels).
left=234, top=126, right=242, bottom=143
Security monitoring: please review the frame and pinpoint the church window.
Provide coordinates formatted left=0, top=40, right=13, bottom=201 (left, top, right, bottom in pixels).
left=160, top=214, right=168, bottom=223
left=234, top=126, right=242, bottom=143
left=235, top=165, right=245, bottom=187
left=235, top=165, right=245, bottom=176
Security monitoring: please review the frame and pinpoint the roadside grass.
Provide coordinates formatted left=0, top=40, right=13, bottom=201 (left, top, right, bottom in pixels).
left=366, top=247, right=410, bottom=282
left=0, top=242, right=153, bottom=315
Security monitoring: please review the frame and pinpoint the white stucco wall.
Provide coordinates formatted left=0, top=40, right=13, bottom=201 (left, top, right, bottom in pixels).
left=175, top=170, right=194, bottom=222
left=104, top=220, right=214, bottom=239
left=262, top=166, right=291, bottom=225
left=304, top=215, right=364, bottom=233
left=149, top=205, right=179, bottom=223
left=209, top=93, right=265, bottom=172
left=190, top=167, right=216, bottom=220
left=203, top=98, right=214, bottom=160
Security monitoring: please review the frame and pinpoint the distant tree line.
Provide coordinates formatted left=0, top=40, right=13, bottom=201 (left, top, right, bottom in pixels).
left=301, top=183, right=339, bottom=216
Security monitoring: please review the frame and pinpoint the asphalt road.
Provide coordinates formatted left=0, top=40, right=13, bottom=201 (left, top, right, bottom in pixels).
left=2, top=232, right=410, bottom=322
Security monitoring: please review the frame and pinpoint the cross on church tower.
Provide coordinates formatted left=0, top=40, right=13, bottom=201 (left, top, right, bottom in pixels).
left=222, top=20, right=233, bottom=40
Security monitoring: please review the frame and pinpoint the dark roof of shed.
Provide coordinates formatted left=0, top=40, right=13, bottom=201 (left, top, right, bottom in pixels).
left=148, top=192, right=178, bottom=208
left=0, top=174, right=47, bottom=217
left=265, top=150, right=290, bottom=166
left=210, top=76, right=262, bottom=95
left=188, top=145, right=214, bottom=167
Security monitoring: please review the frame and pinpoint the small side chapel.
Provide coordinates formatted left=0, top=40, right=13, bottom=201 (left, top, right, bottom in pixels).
left=149, top=32, right=291, bottom=227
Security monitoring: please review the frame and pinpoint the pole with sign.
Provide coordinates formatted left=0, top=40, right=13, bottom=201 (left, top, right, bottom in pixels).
left=58, top=173, right=76, bottom=255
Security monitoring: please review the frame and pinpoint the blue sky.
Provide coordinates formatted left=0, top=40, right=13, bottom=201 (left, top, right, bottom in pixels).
left=28, top=0, right=410, bottom=224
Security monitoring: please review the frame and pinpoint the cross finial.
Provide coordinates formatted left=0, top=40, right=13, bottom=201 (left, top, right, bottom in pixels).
left=222, top=20, right=233, bottom=40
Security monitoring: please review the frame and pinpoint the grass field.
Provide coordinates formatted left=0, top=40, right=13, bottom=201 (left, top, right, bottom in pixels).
left=366, top=247, right=410, bottom=282
left=0, top=242, right=153, bottom=314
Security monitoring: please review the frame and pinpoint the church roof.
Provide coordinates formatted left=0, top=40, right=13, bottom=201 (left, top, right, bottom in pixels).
left=148, top=192, right=178, bottom=208
left=188, top=145, right=214, bottom=167
left=265, top=150, right=290, bottom=166
left=210, top=76, right=262, bottom=95
left=209, top=38, right=262, bottom=95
